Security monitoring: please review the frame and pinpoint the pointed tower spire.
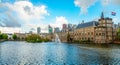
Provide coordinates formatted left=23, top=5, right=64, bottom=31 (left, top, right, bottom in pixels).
left=82, top=20, right=84, bottom=24
left=101, top=12, right=104, bottom=19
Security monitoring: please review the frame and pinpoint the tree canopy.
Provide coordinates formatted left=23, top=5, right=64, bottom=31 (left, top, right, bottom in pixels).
left=26, top=34, right=50, bottom=43
left=118, top=28, right=120, bottom=40
left=0, top=33, right=8, bottom=39
left=12, top=34, right=17, bottom=40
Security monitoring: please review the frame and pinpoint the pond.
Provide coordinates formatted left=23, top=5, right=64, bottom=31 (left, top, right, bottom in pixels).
left=0, top=41, right=120, bottom=65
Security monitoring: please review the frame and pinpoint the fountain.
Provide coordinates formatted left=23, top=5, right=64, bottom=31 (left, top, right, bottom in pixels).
left=55, top=34, right=61, bottom=43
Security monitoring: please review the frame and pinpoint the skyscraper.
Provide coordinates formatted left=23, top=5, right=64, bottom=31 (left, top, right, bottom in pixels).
left=54, top=27, right=60, bottom=33
left=48, top=25, right=53, bottom=34
left=29, top=31, right=33, bottom=34
left=62, top=24, right=67, bottom=32
left=37, top=27, right=41, bottom=34
left=68, top=24, right=72, bottom=31
left=118, top=23, right=120, bottom=28
left=72, top=24, right=77, bottom=30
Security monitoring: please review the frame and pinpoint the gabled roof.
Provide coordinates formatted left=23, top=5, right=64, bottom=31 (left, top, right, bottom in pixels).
left=105, top=17, right=112, bottom=20
left=76, top=21, right=99, bottom=29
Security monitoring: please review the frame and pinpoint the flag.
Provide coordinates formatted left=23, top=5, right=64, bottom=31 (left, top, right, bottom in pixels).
left=111, top=12, right=116, bottom=16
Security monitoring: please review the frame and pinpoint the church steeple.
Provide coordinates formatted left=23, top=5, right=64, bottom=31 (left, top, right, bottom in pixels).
left=101, top=12, right=104, bottom=19
left=82, top=20, right=84, bottom=24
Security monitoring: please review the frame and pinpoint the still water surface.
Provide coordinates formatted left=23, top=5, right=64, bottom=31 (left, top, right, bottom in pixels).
left=0, top=41, right=120, bottom=65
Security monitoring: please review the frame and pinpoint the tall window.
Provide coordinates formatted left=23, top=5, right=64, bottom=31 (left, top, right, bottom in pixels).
left=88, top=32, right=90, bottom=35
left=96, top=33, right=98, bottom=36
left=91, top=32, right=93, bottom=35
left=107, top=24, right=112, bottom=27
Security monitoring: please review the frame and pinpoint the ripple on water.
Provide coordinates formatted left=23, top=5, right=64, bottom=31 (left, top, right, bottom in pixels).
left=0, top=41, right=120, bottom=65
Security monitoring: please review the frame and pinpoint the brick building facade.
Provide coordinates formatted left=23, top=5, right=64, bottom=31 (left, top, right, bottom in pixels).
left=71, top=12, right=117, bottom=43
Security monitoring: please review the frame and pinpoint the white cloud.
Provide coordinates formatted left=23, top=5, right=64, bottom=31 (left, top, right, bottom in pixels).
left=113, top=18, right=120, bottom=24
left=74, top=0, right=97, bottom=14
left=50, top=16, right=68, bottom=30
left=5, top=1, right=49, bottom=22
left=25, top=16, right=68, bottom=33
left=16, top=0, right=29, bottom=1
left=101, top=0, right=120, bottom=6
left=0, top=27, right=21, bottom=33
left=112, top=0, right=120, bottom=5
left=0, top=1, right=49, bottom=33
left=101, top=0, right=110, bottom=5
left=23, top=23, right=49, bottom=33
left=74, top=0, right=120, bottom=14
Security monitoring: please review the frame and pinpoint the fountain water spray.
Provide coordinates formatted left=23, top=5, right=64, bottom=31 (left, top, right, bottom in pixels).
left=55, top=34, right=61, bottom=43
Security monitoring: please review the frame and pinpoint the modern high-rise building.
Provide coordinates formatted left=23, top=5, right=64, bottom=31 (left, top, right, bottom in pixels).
left=68, top=24, right=72, bottom=31
left=62, top=24, right=67, bottom=32
left=29, top=31, right=33, bottom=34
left=48, top=25, right=53, bottom=34
left=54, top=27, right=60, bottom=33
left=114, top=24, right=118, bottom=29
left=118, top=23, right=120, bottom=28
left=72, top=24, right=77, bottom=30
left=37, top=27, right=41, bottom=34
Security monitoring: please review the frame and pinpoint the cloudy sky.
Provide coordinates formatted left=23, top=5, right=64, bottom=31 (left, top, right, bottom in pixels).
left=0, top=0, right=120, bottom=33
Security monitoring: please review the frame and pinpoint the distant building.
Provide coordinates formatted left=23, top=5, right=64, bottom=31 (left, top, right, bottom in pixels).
left=6, top=33, right=13, bottom=40
left=48, top=12, right=117, bottom=43
left=113, top=24, right=118, bottom=29
left=15, top=33, right=26, bottom=40
left=68, top=24, right=72, bottom=31
left=62, top=24, right=67, bottom=32
left=29, top=31, right=33, bottom=34
left=48, top=25, right=53, bottom=34
left=72, top=24, right=77, bottom=30
left=118, top=23, right=120, bottom=28
left=37, top=27, right=41, bottom=34
left=2, top=33, right=13, bottom=40
left=54, top=27, right=60, bottom=33
left=74, top=21, right=98, bottom=42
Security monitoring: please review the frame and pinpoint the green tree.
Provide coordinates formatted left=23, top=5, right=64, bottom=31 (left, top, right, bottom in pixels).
left=13, top=34, right=17, bottom=40
left=0, top=33, right=8, bottom=40
left=26, top=34, right=49, bottom=43
left=118, top=28, right=120, bottom=40
left=67, top=33, right=70, bottom=42
left=2, top=34, right=8, bottom=39
left=0, top=31, right=2, bottom=39
left=0, top=34, right=2, bottom=39
left=26, top=34, right=42, bottom=43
